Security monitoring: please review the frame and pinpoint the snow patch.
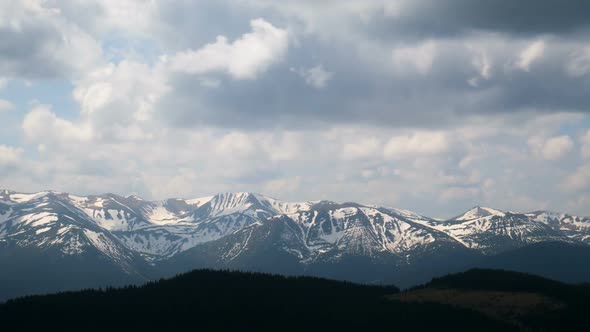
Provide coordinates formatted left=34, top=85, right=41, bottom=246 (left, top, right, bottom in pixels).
left=185, top=196, right=214, bottom=207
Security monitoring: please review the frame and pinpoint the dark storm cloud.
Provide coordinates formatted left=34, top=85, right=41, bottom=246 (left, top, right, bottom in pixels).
left=369, top=0, right=590, bottom=39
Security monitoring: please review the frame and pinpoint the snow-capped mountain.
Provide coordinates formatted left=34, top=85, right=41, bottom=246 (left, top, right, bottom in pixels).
left=423, top=207, right=573, bottom=254
left=526, top=211, right=590, bottom=244
left=169, top=201, right=465, bottom=265
left=1, top=189, right=590, bottom=299
left=109, top=192, right=321, bottom=260
left=0, top=191, right=140, bottom=269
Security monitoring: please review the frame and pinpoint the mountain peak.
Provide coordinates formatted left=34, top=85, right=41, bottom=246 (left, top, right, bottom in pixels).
left=455, top=206, right=505, bottom=221
left=203, top=192, right=263, bottom=217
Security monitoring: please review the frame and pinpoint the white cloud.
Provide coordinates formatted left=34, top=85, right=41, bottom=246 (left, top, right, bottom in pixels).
left=516, top=40, right=545, bottom=71
left=73, top=60, right=169, bottom=125
left=392, top=41, right=436, bottom=74
left=22, top=104, right=93, bottom=144
left=528, top=135, right=574, bottom=160
left=384, top=131, right=449, bottom=159
left=0, top=145, right=23, bottom=166
left=168, top=18, right=289, bottom=80
left=292, top=65, right=333, bottom=88
left=0, top=99, right=14, bottom=112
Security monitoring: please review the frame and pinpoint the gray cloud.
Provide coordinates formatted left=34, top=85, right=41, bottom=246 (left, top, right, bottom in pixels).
left=0, top=2, right=102, bottom=79
left=158, top=34, right=590, bottom=130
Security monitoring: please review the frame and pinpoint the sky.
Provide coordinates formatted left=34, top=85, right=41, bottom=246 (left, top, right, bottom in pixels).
left=0, top=0, right=589, bottom=218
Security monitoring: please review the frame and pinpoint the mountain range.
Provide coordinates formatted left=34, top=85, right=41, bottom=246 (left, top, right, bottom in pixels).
left=1, top=189, right=590, bottom=300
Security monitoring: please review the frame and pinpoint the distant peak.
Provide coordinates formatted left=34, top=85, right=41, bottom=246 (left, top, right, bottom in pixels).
left=125, top=194, right=144, bottom=201
left=455, top=206, right=505, bottom=221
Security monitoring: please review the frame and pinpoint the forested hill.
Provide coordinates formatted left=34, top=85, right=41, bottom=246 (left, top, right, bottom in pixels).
left=0, top=269, right=513, bottom=331
left=394, top=269, right=590, bottom=331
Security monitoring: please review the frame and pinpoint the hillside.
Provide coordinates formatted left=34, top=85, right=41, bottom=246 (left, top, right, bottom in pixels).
left=0, top=269, right=514, bottom=331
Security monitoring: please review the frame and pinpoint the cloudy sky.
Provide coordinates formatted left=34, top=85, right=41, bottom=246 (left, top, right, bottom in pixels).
left=1, top=0, right=590, bottom=217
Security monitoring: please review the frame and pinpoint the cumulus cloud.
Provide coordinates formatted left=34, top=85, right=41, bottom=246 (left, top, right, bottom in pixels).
left=168, top=18, right=289, bottom=80
left=22, top=104, right=93, bottom=145
left=3, top=109, right=587, bottom=216
left=384, top=132, right=449, bottom=159
left=529, top=135, right=574, bottom=160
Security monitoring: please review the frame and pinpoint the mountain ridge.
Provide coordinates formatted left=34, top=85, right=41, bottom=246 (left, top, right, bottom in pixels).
left=1, top=189, right=590, bottom=299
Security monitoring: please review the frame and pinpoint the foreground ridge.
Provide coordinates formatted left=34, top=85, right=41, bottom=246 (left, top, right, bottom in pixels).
left=1, top=269, right=527, bottom=331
